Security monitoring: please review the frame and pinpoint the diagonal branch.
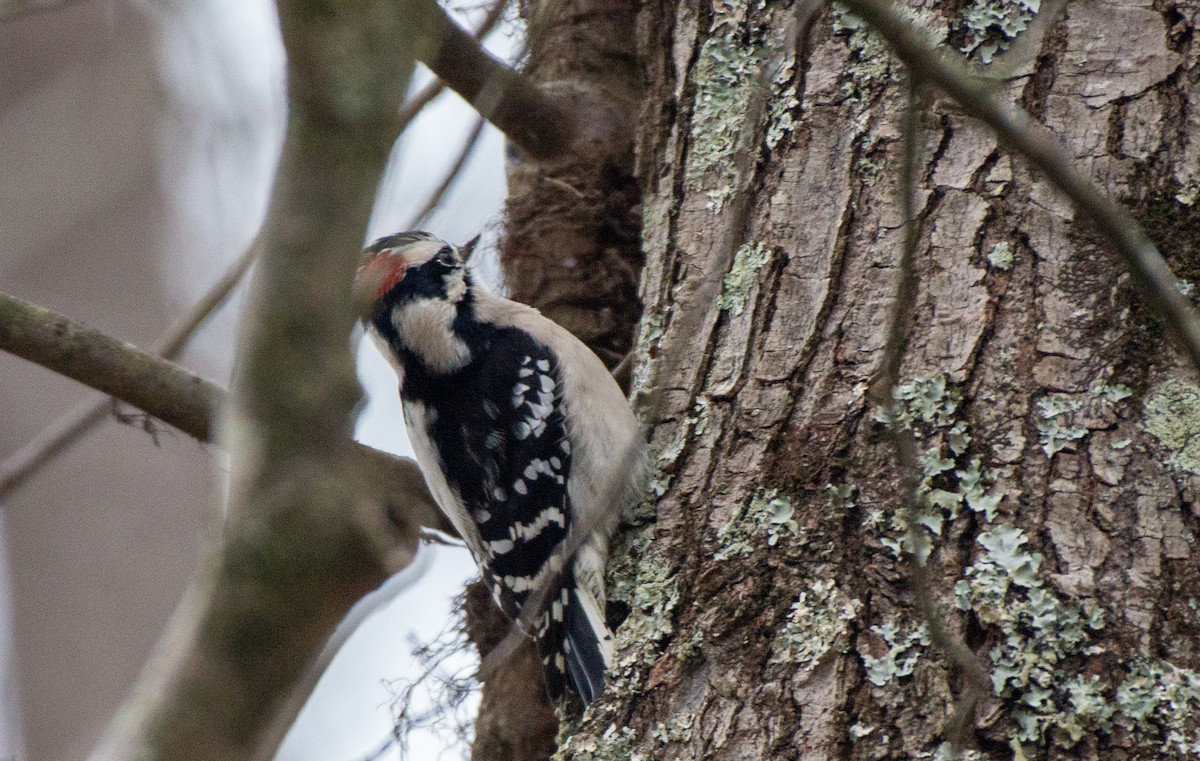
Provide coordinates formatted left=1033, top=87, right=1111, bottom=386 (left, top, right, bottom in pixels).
left=870, top=78, right=991, bottom=750
left=839, top=0, right=1200, bottom=372
left=0, top=0, right=68, bottom=20
left=0, top=238, right=259, bottom=499
left=0, top=289, right=450, bottom=535
left=407, top=0, right=574, bottom=160
left=0, top=291, right=220, bottom=442
left=397, top=0, right=510, bottom=134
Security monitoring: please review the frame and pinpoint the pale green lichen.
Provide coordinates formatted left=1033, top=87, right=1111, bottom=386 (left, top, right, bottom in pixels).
left=766, top=58, right=799, bottom=150
left=987, top=241, right=1014, bottom=270
left=630, top=312, right=664, bottom=398
left=848, top=723, right=875, bottom=741
left=1177, top=180, right=1200, bottom=206
left=688, top=28, right=767, bottom=211
left=1143, top=377, right=1200, bottom=475
left=827, top=483, right=857, bottom=510
left=957, top=0, right=1040, bottom=64
left=923, top=745, right=985, bottom=761
left=608, top=547, right=680, bottom=694
left=649, top=715, right=694, bottom=745
left=862, top=372, right=1200, bottom=752
left=715, top=488, right=801, bottom=559
left=873, top=376, right=1005, bottom=561
left=860, top=620, right=930, bottom=686
left=719, top=242, right=772, bottom=315
left=1114, top=661, right=1200, bottom=754
left=1036, top=393, right=1088, bottom=457
left=555, top=724, right=641, bottom=761
left=676, top=627, right=706, bottom=664
left=648, top=420, right=691, bottom=498
left=832, top=4, right=900, bottom=110
left=1100, top=382, right=1133, bottom=403
left=954, top=524, right=1111, bottom=746
left=605, top=528, right=651, bottom=610
left=688, top=3, right=800, bottom=208
left=771, top=579, right=860, bottom=675
left=876, top=374, right=963, bottom=430
left=956, top=457, right=1003, bottom=521
left=647, top=395, right=713, bottom=498
left=691, top=394, right=712, bottom=436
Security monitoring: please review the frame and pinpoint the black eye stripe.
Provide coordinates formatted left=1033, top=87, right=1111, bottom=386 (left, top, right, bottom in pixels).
left=434, top=246, right=456, bottom=267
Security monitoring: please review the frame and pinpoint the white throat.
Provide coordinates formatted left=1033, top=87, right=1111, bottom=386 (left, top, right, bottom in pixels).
left=389, top=298, right=471, bottom=374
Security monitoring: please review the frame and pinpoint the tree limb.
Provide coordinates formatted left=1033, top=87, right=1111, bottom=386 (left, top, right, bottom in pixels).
left=0, top=237, right=259, bottom=499
left=0, top=0, right=70, bottom=20
left=0, top=289, right=450, bottom=529
left=397, top=0, right=510, bottom=134
left=0, top=291, right=220, bottom=442
left=407, top=0, right=574, bottom=160
left=87, top=0, right=426, bottom=755
left=840, top=0, right=1200, bottom=372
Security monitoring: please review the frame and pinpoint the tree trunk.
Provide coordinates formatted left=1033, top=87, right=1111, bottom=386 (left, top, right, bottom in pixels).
left=562, top=0, right=1200, bottom=758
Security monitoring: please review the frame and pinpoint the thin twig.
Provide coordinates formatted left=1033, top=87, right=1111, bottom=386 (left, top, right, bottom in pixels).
left=0, top=240, right=260, bottom=499
left=839, top=0, right=1200, bottom=373
left=397, top=0, right=510, bottom=134
left=870, top=78, right=990, bottom=752
left=0, top=403, right=109, bottom=500
left=406, top=116, right=487, bottom=229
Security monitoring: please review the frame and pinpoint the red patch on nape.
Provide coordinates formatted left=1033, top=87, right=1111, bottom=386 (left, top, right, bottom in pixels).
left=356, top=250, right=409, bottom=303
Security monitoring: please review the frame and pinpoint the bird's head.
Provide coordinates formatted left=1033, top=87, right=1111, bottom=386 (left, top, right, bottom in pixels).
left=354, top=231, right=479, bottom=320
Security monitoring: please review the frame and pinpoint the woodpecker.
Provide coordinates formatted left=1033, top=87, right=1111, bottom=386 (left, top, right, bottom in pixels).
left=355, top=231, right=643, bottom=705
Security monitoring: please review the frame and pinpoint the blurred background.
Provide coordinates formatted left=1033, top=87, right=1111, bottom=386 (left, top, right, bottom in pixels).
left=0, top=1, right=515, bottom=758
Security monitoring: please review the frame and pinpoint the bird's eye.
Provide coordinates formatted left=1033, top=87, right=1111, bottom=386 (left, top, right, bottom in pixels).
left=434, top=246, right=457, bottom=268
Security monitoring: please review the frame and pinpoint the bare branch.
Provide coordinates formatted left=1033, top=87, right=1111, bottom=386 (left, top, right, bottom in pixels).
left=155, top=239, right=261, bottom=360
left=839, top=0, right=1200, bottom=372
left=84, top=0, right=429, bottom=753
left=407, top=115, right=487, bottom=229
left=0, top=239, right=259, bottom=499
left=397, top=0, right=510, bottom=133
left=407, top=0, right=574, bottom=160
left=84, top=6, right=428, bottom=758
left=0, top=291, right=221, bottom=442
left=0, top=400, right=109, bottom=499
left=0, top=289, right=447, bottom=533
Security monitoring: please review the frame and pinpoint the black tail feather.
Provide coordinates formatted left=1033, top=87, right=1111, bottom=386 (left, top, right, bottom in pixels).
left=564, top=587, right=607, bottom=705
left=531, top=572, right=608, bottom=705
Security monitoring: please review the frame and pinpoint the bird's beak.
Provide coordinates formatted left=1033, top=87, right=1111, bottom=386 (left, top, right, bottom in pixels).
left=459, top=235, right=482, bottom=264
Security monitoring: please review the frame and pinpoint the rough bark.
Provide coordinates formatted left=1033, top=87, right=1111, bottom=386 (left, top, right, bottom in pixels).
left=560, top=0, right=1200, bottom=759
left=501, top=0, right=644, bottom=366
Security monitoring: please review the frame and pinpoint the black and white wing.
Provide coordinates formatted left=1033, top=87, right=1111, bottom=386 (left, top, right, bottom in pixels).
left=412, top=330, right=606, bottom=701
